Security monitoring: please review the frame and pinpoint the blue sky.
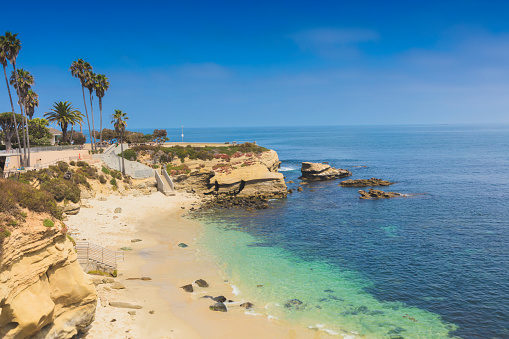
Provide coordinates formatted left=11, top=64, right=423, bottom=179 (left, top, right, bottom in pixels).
left=1, top=0, right=509, bottom=128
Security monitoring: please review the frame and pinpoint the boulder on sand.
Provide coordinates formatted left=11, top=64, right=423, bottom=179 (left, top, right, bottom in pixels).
left=300, top=162, right=351, bottom=181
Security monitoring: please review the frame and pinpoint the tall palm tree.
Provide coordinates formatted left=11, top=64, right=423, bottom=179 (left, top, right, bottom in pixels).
left=0, top=33, right=22, bottom=165
left=24, top=89, right=38, bottom=119
left=10, top=68, right=33, bottom=165
left=111, top=109, right=128, bottom=175
left=84, top=70, right=97, bottom=149
left=70, top=59, right=94, bottom=150
left=95, top=73, right=109, bottom=144
left=44, top=101, right=83, bottom=143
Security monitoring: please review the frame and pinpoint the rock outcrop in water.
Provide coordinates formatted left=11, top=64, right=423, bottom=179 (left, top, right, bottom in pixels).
left=340, top=178, right=394, bottom=187
left=300, top=162, right=352, bottom=181
left=0, top=217, right=97, bottom=338
left=358, top=189, right=402, bottom=199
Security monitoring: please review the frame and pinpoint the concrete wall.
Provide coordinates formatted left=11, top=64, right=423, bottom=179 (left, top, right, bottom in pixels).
left=101, top=144, right=154, bottom=179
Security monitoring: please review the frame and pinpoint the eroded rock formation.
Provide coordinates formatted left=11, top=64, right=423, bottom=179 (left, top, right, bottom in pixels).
left=0, top=218, right=97, bottom=338
left=300, top=162, right=352, bottom=181
left=173, top=150, right=287, bottom=199
left=340, top=178, right=394, bottom=187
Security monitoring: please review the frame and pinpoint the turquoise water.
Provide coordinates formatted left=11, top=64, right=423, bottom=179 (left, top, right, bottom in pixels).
left=154, top=124, right=509, bottom=338
left=197, top=217, right=457, bottom=337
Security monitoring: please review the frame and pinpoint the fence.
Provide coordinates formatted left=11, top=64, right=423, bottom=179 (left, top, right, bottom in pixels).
left=0, top=145, right=85, bottom=154
left=76, top=241, right=124, bottom=270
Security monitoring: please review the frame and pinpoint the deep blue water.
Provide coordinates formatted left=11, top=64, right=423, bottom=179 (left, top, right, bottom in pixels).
left=155, top=125, right=509, bottom=338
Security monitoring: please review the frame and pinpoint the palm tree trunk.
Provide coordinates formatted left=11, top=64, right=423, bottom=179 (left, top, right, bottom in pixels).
left=23, top=102, right=31, bottom=166
left=61, top=122, right=68, bottom=143
left=70, top=125, right=74, bottom=145
left=120, top=132, right=125, bottom=176
left=89, top=91, right=97, bottom=151
left=99, top=97, right=103, bottom=144
left=81, top=85, right=94, bottom=153
left=2, top=64, right=23, bottom=166
left=12, top=63, right=28, bottom=166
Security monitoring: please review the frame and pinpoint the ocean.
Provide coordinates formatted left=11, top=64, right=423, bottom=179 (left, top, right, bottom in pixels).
left=140, top=125, right=509, bottom=338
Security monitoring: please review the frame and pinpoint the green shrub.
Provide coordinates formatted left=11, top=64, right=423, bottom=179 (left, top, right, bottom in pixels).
left=41, top=179, right=80, bottom=203
left=57, top=161, right=69, bottom=172
left=110, top=178, right=117, bottom=187
left=76, top=161, right=88, bottom=167
left=43, top=219, right=54, bottom=227
left=101, top=166, right=111, bottom=175
left=121, top=149, right=137, bottom=161
left=0, top=228, right=11, bottom=239
left=0, top=179, right=62, bottom=219
left=69, top=161, right=76, bottom=166
left=111, top=170, right=122, bottom=180
left=99, top=175, right=107, bottom=184
left=7, top=219, right=17, bottom=226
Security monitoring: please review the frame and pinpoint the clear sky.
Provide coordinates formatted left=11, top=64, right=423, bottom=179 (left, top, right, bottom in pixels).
left=1, top=0, right=509, bottom=128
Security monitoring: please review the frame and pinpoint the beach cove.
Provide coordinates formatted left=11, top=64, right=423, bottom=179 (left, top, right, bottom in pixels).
left=66, top=190, right=336, bottom=339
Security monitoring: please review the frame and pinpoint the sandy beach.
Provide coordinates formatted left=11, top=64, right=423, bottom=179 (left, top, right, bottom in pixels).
left=65, top=189, right=333, bottom=339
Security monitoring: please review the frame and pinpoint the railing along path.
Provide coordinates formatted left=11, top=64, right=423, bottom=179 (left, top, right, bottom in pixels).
left=76, top=241, right=124, bottom=269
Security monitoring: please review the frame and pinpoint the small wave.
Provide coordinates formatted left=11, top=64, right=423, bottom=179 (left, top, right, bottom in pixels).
left=279, top=165, right=298, bottom=172
left=267, top=315, right=279, bottom=321
left=231, top=284, right=240, bottom=295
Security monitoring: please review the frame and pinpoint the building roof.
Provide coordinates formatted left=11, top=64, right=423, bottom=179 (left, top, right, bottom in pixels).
left=48, top=127, right=62, bottom=135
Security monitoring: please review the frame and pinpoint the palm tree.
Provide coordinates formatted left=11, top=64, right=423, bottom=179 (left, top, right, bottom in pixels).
left=111, top=109, right=128, bottom=175
left=24, top=89, right=38, bottom=119
left=10, top=68, right=34, bottom=165
left=95, top=73, right=109, bottom=144
left=44, top=101, right=83, bottom=143
left=84, top=70, right=97, bottom=149
left=70, top=59, right=94, bottom=150
left=0, top=33, right=22, bottom=165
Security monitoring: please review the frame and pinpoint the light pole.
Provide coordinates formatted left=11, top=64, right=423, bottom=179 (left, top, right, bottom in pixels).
left=181, top=125, right=184, bottom=143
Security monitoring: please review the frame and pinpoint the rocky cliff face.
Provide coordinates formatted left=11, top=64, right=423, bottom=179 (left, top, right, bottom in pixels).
left=173, top=150, right=287, bottom=199
left=0, top=216, right=97, bottom=339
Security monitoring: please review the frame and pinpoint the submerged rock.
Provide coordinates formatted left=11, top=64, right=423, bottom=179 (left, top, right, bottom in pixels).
left=284, top=299, right=306, bottom=310
left=240, top=302, right=254, bottom=309
left=178, top=243, right=188, bottom=248
left=300, top=162, right=352, bottom=181
left=340, top=178, right=394, bottom=187
left=114, top=207, right=122, bottom=213
left=209, top=302, right=227, bottom=312
left=358, top=189, right=402, bottom=199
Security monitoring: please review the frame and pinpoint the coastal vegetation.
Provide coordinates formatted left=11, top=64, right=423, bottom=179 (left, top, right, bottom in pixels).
left=128, top=142, right=268, bottom=165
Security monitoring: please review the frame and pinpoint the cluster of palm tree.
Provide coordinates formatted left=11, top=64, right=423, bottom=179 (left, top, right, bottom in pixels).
left=69, top=59, right=110, bottom=151
left=0, top=31, right=39, bottom=166
left=112, top=109, right=128, bottom=175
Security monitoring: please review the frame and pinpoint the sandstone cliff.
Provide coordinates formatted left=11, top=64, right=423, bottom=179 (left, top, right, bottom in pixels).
left=0, top=214, right=97, bottom=339
left=172, top=150, right=287, bottom=198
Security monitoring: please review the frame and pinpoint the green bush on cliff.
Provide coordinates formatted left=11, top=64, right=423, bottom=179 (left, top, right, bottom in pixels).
left=0, top=179, right=62, bottom=219
left=99, top=175, right=107, bottom=184
left=43, top=219, right=54, bottom=227
left=101, top=166, right=111, bottom=175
